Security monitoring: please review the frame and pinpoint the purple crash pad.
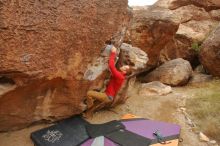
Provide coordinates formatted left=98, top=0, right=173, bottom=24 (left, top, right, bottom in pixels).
left=121, top=119, right=181, bottom=143
left=81, top=119, right=181, bottom=146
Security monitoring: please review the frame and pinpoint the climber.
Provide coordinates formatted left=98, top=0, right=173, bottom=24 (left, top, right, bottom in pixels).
left=84, top=45, right=131, bottom=116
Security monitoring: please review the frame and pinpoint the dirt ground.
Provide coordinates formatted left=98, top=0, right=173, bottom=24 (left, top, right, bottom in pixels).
left=0, top=82, right=218, bottom=146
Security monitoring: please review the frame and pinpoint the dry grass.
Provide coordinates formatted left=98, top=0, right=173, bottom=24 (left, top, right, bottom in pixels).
left=186, top=79, right=220, bottom=142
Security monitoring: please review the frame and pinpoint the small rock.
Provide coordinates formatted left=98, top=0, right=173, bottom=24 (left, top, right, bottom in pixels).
left=139, top=81, right=172, bottom=96
left=189, top=72, right=213, bottom=84
left=180, top=107, right=186, bottom=111
left=199, top=132, right=210, bottom=142
left=209, top=140, right=217, bottom=144
left=177, top=108, right=181, bottom=112
left=194, top=65, right=206, bottom=74
left=182, top=111, right=196, bottom=127
left=186, top=117, right=195, bottom=127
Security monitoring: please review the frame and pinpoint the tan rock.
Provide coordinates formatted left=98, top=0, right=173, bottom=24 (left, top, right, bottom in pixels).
left=158, top=2, right=219, bottom=66
left=194, top=65, right=207, bottom=73
left=199, top=24, right=220, bottom=77
left=158, top=0, right=220, bottom=10
left=177, top=20, right=218, bottom=42
left=172, top=5, right=210, bottom=22
left=154, top=0, right=171, bottom=8
left=0, top=0, right=130, bottom=131
left=143, top=58, right=193, bottom=86
left=159, top=37, right=198, bottom=65
left=180, top=107, right=186, bottom=111
left=119, top=43, right=149, bottom=73
left=127, top=2, right=218, bottom=68
left=210, top=9, right=220, bottom=21
left=189, top=72, right=213, bottom=84
left=199, top=132, right=210, bottom=142
left=160, top=20, right=219, bottom=65
left=139, top=81, right=172, bottom=96
left=168, top=0, right=192, bottom=9
left=209, top=140, right=217, bottom=144
left=125, top=7, right=179, bottom=67
left=154, top=1, right=220, bottom=67
left=191, top=0, right=220, bottom=10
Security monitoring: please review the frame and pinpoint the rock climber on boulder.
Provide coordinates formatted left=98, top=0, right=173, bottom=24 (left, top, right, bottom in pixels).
left=84, top=45, right=131, bottom=117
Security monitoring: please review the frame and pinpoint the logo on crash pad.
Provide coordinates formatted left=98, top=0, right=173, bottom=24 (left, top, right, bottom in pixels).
left=42, top=130, right=63, bottom=143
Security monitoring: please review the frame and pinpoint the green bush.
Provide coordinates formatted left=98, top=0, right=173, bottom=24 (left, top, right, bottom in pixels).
left=191, top=42, right=200, bottom=53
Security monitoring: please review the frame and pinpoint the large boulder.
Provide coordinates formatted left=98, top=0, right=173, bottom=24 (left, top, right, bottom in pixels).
left=160, top=20, right=219, bottom=66
left=190, top=0, right=220, bottom=10
left=171, top=5, right=210, bottom=22
left=0, top=0, right=130, bottom=131
left=143, top=58, right=193, bottom=86
left=127, top=1, right=219, bottom=69
left=167, top=0, right=191, bottom=9
left=125, top=6, right=179, bottom=68
left=157, top=2, right=219, bottom=66
left=118, top=43, right=149, bottom=74
left=145, top=0, right=218, bottom=66
left=199, top=24, right=220, bottom=77
left=165, top=0, right=220, bottom=10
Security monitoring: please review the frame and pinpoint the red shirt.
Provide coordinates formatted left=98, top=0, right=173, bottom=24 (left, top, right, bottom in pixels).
left=105, top=52, right=125, bottom=97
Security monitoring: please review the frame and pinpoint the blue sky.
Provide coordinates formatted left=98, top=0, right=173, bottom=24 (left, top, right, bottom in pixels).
left=128, top=0, right=158, bottom=6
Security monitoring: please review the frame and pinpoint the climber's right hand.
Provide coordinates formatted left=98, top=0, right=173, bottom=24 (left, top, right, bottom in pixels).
left=111, top=46, right=117, bottom=53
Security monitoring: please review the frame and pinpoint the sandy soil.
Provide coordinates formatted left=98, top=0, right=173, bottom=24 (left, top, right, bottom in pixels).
left=0, top=82, right=218, bottom=146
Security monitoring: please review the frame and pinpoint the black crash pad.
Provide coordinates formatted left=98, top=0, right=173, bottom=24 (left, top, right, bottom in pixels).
left=31, top=116, right=89, bottom=146
left=106, top=129, right=151, bottom=146
left=86, top=120, right=125, bottom=138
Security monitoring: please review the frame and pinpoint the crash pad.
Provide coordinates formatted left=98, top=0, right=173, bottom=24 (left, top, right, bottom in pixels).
left=106, top=129, right=151, bottom=146
left=31, top=116, right=89, bottom=146
left=121, top=118, right=181, bottom=145
left=81, top=118, right=181, bottom=146
left=86, top=120, right=125, bottom=138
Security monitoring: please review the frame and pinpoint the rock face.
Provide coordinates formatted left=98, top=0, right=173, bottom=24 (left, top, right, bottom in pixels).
left=210, top=9, right=220, bottom=21
left=0, top=0, right=130, bottom=131
left=143, top=58, right=193, bottom=86
left=128, top=0, right=219, bottom=68
left=118, top=43, right=149, bottom=73
left=160, top=19, right=218, bottom=66
left=139, top=81, right=172, bottom=96
left=166, top=0, right=220, bottom=10
left=199, top=24, right=220, bottom=77
left=156, top=0, right=220, bottom=66
left=125, top=6, right=179, bottom=68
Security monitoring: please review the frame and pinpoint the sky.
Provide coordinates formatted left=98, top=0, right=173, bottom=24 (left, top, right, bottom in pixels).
left=128, top=0, right=158, bottom=6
